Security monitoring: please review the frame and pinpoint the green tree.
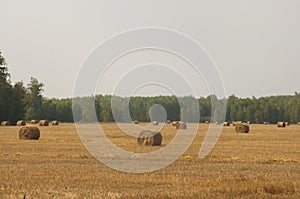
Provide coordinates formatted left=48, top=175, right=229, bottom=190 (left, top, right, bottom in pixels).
left=56, top=99, right=73, bottom=122
left=26, top=77, right=44, bottom=119
left=41, top=98, right=57, bottom=121
left=0, top=51, right=12, bottom=121
left=9, top=82, right=27, bottom=122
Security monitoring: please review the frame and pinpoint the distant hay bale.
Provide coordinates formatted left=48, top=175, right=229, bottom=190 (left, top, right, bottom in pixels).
left=137, top=130, right=162, bottom=146
left=133, top=120, right=139, bottom=124
left=235, top=123, right=249, bottom=133
left=39, top=120, right=49, bottom=126
left=166, top=120, right=171, bottom=124
left=176, top=122, right=187, bottom=129
left=1, top=121, right=10, bottom=126
left=152, top=121, right=159, bottom=126
left=16, top=120, right=26, bottom=126
left=297, top=122, right=300, bottom=125
left=172, top=121, right=178, bottom=126
left=205, top=121, right=210, bottom=124
left=285, top=122, right=289, bottom=126
left=223, top=122, right=230, bottom=126
left=30, top=120, right=38, bottom=124
left=277, top=122, right=286, bottom=128
left=232, top=121, right=242, bottom=126
left=19, top=127, right=40, bottom=140
left=52, top=120, right=59, bottom=125
left=247, top=121, right=251, bottom=124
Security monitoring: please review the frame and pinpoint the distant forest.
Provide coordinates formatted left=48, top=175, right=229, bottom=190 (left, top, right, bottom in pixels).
left=1, top=51, right=300, bottom=124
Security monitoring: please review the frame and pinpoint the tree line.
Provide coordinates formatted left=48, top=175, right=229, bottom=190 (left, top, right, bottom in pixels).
left=1, top=51, right=299, bottom=124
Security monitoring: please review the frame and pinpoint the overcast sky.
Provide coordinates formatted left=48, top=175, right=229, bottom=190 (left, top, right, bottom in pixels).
left=1, top=0, right=299, bottom=99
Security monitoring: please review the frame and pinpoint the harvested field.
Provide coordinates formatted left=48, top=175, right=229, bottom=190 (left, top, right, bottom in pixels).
left=0, top=123, right=299, bottom=198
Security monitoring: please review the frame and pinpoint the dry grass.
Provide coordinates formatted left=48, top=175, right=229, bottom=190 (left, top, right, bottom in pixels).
left=0, top=123, right=299, bottom=198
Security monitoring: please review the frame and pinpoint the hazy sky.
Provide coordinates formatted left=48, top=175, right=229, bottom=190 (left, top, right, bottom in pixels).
left=1, top=0, right=299, bottom=98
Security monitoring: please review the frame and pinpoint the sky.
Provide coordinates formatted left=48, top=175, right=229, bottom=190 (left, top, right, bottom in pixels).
left=0, top=0, right=299, bottom=99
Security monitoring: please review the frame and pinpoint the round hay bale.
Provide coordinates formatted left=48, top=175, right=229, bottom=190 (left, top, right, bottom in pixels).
left=285, top=122, right=289, bottom=126
left=247, top=121, right=251, bottom=124
left=39, top=120, right=49, bottom=126
left=223, top=122, right=230, bottom=126
left=297, top=122, right=300, bottom=125
left=152, top=121, right=159, bottom=126
left=263, top=122, right=269, bottom=125
left=232, top=121, right=242, bottom=126
left=166, top=120, right=171, bottom=124
left=19, top=127, right=40, bottom=140
left=52, top=120, right=59, bottom=125
left=205, top=121, right=210, bottom=124
left=172, top=121, right=178, bottom=126
left=1, top=121, right=10, bottom=126
left=16, top=120, right=26, bottom=126
left=30, top=120, right=38, bottom=124
left=235, top=123, right=249, bottom=133
left=176, top=122, right=187, bottom=129
left=277, top=122, right=286, bottom=128
left=133, top=120, right=139, bottom=124
left=137, top=130, right=162, bottom=146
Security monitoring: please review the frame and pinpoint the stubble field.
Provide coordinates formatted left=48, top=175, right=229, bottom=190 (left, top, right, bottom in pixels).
left=0, top=123, right=299, bottom=198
